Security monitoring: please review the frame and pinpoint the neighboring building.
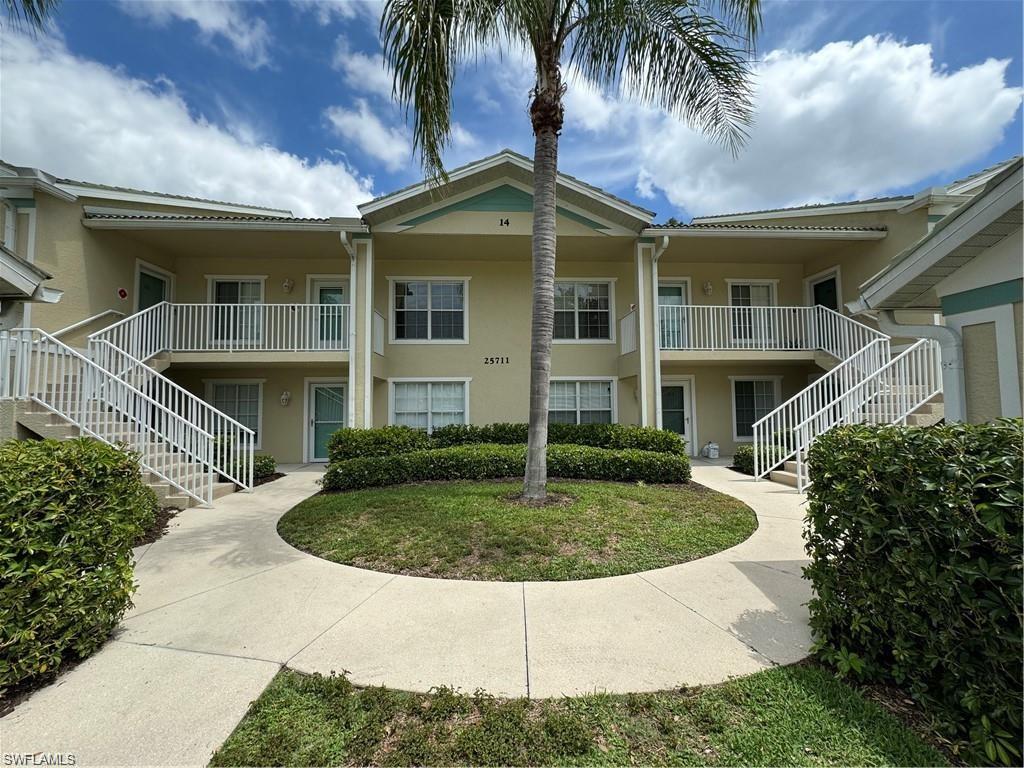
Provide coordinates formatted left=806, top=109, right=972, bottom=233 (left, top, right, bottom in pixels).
left=850, top=158, right=1023, bottom=423
left=0, top=151, right=1015, bottom=503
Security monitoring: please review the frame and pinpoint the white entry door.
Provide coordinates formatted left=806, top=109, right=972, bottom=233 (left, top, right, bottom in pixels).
left=308, top=382, right=346, bottom=462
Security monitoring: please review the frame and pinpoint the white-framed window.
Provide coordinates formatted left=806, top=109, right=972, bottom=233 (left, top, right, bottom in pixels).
left=730, top=376, right=781, bottom=441
left=726, top=280, right=778, bottom=344
left=389, top=378, right=470, bottom=431
left=390, top=278, right=469, bottom=343
left=204, top=379, right=264, bottom=448
left=554, top=280, right=615, bottom=342
left=2, top=201, right=17, bottom=251
left=727, top=280, right=776, bottom=307
left=549, top=378, right=616, bottom=424
left=206, top=276, right=266, bottom=344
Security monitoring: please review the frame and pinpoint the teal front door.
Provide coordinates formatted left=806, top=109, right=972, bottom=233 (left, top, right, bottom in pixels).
left=138, top=270, right=168, bottom=310
left=310, top=383, right=345, bottom=461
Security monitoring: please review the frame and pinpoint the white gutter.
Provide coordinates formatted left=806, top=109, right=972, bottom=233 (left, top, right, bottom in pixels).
left=340, top=232, right=358, bottom=431
left=650, top=235, right=669, bottom=431
left=875, top=310, right=965, bottom=422
left=640, top=227, right=885, bottom=240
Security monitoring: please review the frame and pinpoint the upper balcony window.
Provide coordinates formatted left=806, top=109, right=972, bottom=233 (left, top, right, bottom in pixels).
left=391, top=279, right=467, bottom=343
left=207, top=276, right=266, bottom=345
left=554, top=281, right=613, bottom=342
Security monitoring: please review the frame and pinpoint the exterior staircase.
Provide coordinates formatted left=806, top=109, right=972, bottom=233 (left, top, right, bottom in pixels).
left=754, top=335, right=944, bottom=491
left=1, top=327, right=254, bottom=507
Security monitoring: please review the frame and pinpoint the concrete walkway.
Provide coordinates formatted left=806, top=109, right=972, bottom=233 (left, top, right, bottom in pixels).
left=2, top=462, right=811, bottom=766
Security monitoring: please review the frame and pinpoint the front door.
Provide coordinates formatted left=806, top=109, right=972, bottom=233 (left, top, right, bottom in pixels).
left=312, top=280, right=347, bottom=348
left=309, top=382, right=345, bottom=461
left=811, top=275, right=839, bottom=310
left=661, top=381, right=692, bottom=453
left=138, top=270, right=168, bottom=310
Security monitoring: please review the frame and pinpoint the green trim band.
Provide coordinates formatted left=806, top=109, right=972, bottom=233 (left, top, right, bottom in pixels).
left=8, top=198, right=36, bottom=209
left=941, top=278, right=1023, bottom=316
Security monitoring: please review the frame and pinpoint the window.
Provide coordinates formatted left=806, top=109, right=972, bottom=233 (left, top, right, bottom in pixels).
left=732, top=378, right=779, bottom=440
left=728, top=281, right=776, bottom=344
left=549, top=380, right=614, bottom=425
left=392, top=279, right=467, bottom=342
left=207, top=277, right=265, bottom=344
left=207, top=381, right=263, bottom=447
left=554, top=281, right=612, bottom=341
left=391, top=380, right=468, bottom=431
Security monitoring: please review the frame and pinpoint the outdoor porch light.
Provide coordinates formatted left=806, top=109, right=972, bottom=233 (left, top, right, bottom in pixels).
left=282, top=278, right=295, bottom=294
left=280, top=390, right=291, bottom=406
left=703, top=281, right=713, bottom=296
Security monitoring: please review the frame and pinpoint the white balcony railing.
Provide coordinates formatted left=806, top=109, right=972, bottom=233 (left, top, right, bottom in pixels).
left=92, top=301, right=352, bottom=356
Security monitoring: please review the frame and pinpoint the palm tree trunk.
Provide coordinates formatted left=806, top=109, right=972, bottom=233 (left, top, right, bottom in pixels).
left=523, top=49, right=563, bottom=502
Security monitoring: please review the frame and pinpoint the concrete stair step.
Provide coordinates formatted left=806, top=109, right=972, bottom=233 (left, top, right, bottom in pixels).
left=770, top=469, right=800, bottom=488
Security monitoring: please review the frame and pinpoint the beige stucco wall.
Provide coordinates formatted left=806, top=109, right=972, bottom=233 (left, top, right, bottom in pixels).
left=961, top=322, right=1002, bottom=423
left=659, top=362, right=817, bottom=456
left=165, top=363, right=349, bottom=463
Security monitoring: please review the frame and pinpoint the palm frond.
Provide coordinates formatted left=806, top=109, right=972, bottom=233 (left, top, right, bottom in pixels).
left=381, top=0, right=510, bottom=182
left=2, top=0, right=59, bottom=30
left=566, top=0, right=760, bottom=153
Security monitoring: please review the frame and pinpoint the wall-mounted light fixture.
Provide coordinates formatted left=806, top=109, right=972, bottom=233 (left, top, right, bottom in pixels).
left=702, top=281, right=713, bottom=297
left=282, top=278, right=295, bottom=294
left=280, top=390, right=291, bottom=406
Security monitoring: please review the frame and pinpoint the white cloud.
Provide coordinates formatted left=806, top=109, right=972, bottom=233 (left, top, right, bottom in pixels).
left=563, top=36, right=1023, bottom=217
left=451, top=123, right=479, bottom=150
left=291, top=0, right=381, bottom=26
left=117, top=0, right=273, bottom=69
left=332, top=38, right=394, bottom=99
left=0, top=33, right=373, bottom=217
left=325, top=99, right=412, bottom=171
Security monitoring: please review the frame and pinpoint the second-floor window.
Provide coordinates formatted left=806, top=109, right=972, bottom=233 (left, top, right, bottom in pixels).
left=554, top=281, right=612, bottom=341
left=208, top=277, right=265, bottom=343
left=392, top=279, right=467, bottom=342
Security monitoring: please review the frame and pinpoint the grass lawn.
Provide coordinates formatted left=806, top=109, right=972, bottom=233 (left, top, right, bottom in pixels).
left=277, top=480, right=756, bottom=580
left=210, top=665, right=949, bottom=767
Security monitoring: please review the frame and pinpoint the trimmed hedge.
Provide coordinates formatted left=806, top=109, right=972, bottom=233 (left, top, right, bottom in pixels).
left=804, top=420, right=1023, bottom=765
left=327, top=426, right=431, bottom=463
left=253, top=454, right=277, bottom=479
left=322, top=443, right=691, bottom=492
left=329, top=423, right=686, bottom=463
left=732, top=444, right=787, bottom=475
left=0, top=438, right=156, bottom=694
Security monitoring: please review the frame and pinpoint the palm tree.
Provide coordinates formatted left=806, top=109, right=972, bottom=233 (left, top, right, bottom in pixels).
left=2, top=0, right=59, bottom=28
left=383, top=0, right=760, bottom=501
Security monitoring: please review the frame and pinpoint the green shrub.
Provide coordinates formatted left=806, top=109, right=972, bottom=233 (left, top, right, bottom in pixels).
left=254, top=455, right=277, bottom=479
left=425, top=423, right=686, bottom=455
left=804, top=420, right=1023, bottom=765
left=327, top=426, right=431, bottom=463
left=322, top=443, right=691, bottom=492
left=0, top=438, right=156, bottom=694
left=733, top=444, right=787, bottom=475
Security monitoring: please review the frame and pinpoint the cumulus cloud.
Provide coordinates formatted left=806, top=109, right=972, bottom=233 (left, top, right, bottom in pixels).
left=332, top=38, right=394, bottom=99
left=565, top=36, right=1023, bottom=217
left=117, top=0, right=273, bottom=68
left=325, top=99, right=412, bottom=171
left=0, top=33, right=373, bottom=216
left=291, top=0, right=382, bottom=26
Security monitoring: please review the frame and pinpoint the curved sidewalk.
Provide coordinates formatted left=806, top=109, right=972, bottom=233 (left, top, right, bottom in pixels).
left=2, top=463, right=811, bottom=766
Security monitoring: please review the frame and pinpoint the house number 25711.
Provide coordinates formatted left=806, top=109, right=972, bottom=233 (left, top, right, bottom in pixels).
left=483, top=356, right=510, bottom=365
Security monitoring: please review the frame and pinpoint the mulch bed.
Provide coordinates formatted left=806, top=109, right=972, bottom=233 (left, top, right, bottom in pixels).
left=134, top=505, right=180, bottom=547
left=253, top=472, right=286, bottom=487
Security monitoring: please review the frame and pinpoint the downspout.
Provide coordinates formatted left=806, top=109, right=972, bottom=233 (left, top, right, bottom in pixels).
left=650, top=235, right=669, bottom=430
left=875, top=310, right=965, bottom=422
left=340, top=231, right=357, bottom=432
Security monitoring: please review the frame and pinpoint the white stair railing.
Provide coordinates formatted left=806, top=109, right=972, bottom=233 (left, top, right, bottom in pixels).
left=752, top=338, right=891, bottom=478
left=792, top=339, right=943, bottom=489
left=89, top=339, right=255, bottom=490
left=0, top=328, right=216, bottom=506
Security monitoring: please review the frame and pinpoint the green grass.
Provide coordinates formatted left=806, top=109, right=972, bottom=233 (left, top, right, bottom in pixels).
left=210, top=665, right=949, bottom=767
left=278, top=480, right=756, bottom=581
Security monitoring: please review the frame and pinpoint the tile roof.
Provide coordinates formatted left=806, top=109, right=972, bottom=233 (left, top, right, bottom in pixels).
left=946, top=155, right=1022, bottom=191
left=60, top=178, right=289, bottom=213
left=83, top=211, right=333, bottom=224
left=692, top=195, right=912, bottom=221
left=649, top=222, right=887, bottom=233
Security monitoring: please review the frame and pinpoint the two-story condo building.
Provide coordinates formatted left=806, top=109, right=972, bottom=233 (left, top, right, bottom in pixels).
left=1, top=151, right=1019, bottom=506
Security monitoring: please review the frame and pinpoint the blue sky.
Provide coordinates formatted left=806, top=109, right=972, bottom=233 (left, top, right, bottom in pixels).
left=2, top=0, right=1021, bottom=219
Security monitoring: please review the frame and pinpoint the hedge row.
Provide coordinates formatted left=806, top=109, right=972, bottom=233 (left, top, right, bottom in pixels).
left=322, top=443, right=691, bottom=492
left=804, top=420, right=1023, bottom=765
left=0, top=438, right=157, bottom=694
left=327, top=423, right=686, bottom=463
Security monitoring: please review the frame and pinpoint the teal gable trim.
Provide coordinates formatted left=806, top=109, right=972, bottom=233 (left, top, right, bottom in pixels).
left=352, top=233, right=373, bottom=240
left=638, top=237, right=655, bottom=244
left=927, top=213, right=944, bottom=223
left=941, top=278, right=1023, bottom=316
left=399, top=184, right=605, bottom=230
left=9, top=198, right=36, bottom=209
